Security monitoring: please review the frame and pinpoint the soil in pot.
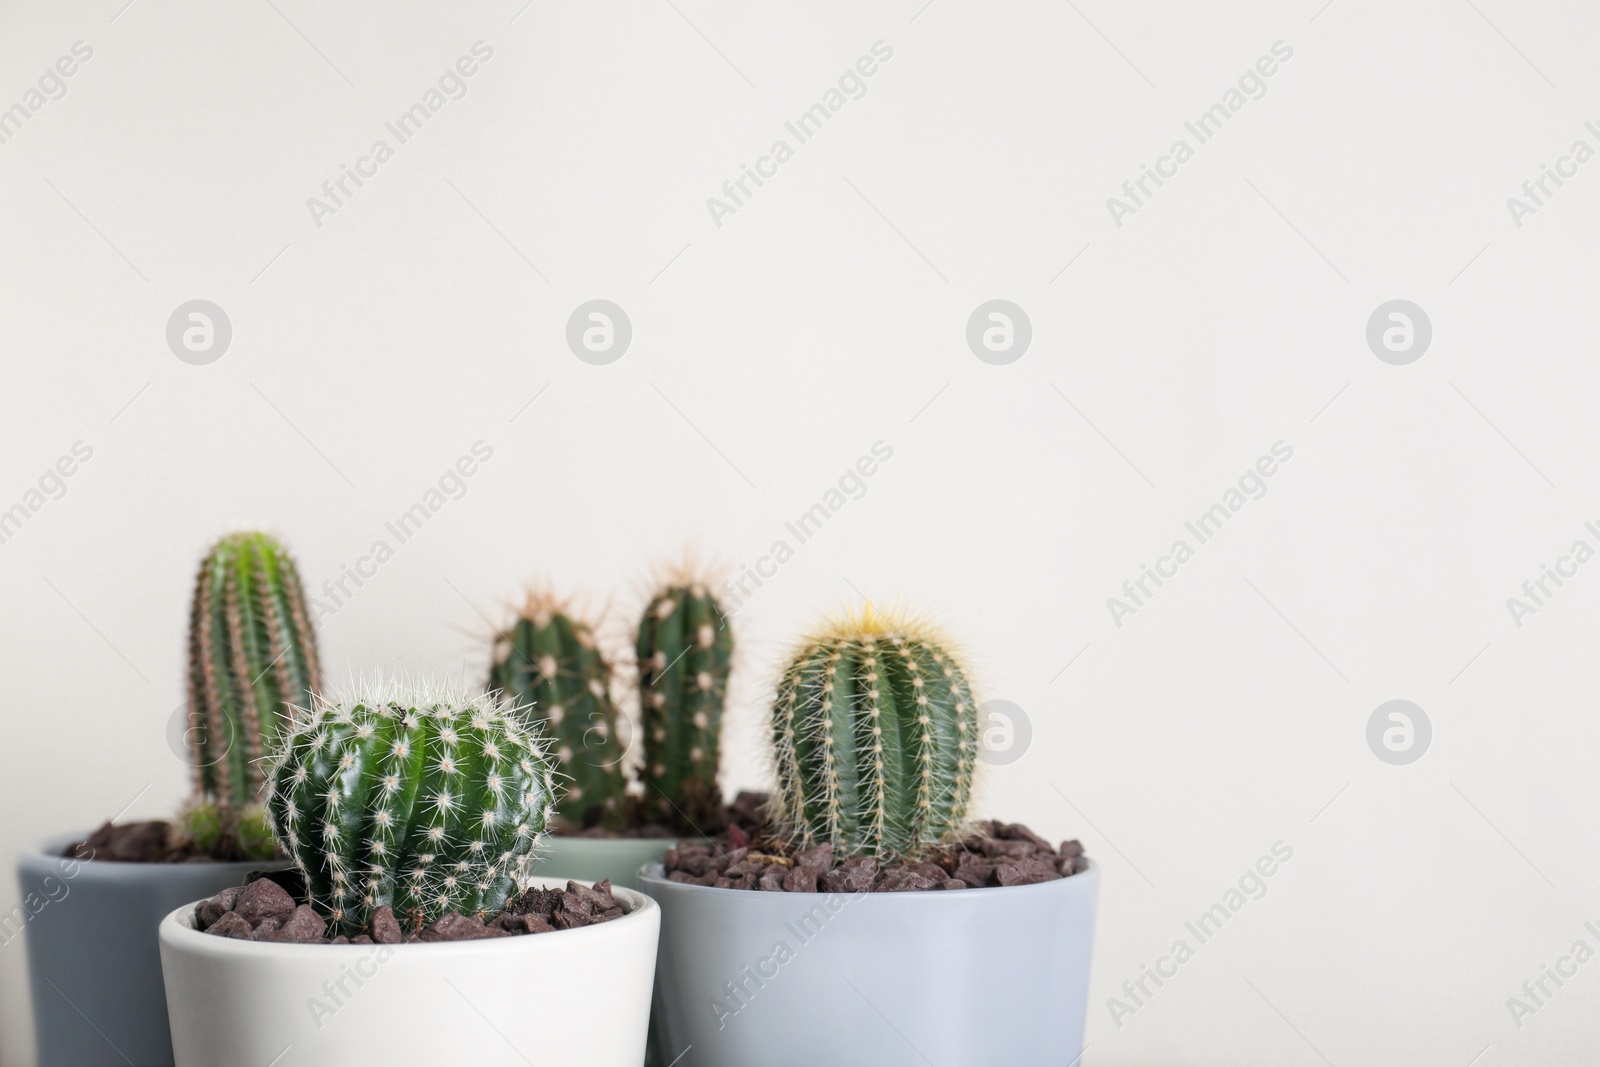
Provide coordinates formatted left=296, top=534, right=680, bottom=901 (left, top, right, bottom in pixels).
left=662, top=819, right=1086, bottom=892
left=65, top=820, right=282, bottom=864
left=190, top=869, right=629, bottom=944
left=557, top=788, right=768, bottom=840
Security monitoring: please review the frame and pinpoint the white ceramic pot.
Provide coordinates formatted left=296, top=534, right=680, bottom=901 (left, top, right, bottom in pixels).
left=640, top=859, right=1099, bottom=1067
left=159, top=877, right=660, bottom=1066
left=531, top=835, right=676, bottom=890
left=526, top=838, right=680, bottom=1067
left=15, top=833, right=277, bottom=1067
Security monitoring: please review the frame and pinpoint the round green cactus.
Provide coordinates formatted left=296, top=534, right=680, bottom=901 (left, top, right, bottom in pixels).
left=185, top=531, right=320, bottom=859
left=489, top=593, right=628, bottom=829
left=772, top=608, right=979, bottom=860
left=266, top=681, right=559, bottom=934
left=637, top=581, right=733, bottom=829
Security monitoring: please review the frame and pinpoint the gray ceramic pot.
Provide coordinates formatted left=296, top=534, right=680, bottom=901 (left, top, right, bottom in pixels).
left=15, top=834, right=278, bottom=1067
left=530, top=835, right=676, bottom=891
left=640, top=859, right=1099, bottom=1067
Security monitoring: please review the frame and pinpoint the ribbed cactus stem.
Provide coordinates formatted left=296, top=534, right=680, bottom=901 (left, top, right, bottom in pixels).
left=489, top=593, right=627, bottom=828
left=266, top=681, right=558, bottom=934
left=637, top=582, right=733, bottom=828
left=772, top=610, right=978, bottom=859
left=186, top=532, right=320, bottom=858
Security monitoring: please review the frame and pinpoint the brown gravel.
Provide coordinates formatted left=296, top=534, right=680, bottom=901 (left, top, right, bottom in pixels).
left=61, top=821, right=214, bottom=864
left=193, top=871, right=628, bottom=944
left=63, top=819, right=287, bottom=864
left=556, top=790, right=769, bottom=839
left=662, top=820, right=1086, bottom=893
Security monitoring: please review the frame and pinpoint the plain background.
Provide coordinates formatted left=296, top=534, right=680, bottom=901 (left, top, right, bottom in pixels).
left=3, top=0, right=1599, bottom=1063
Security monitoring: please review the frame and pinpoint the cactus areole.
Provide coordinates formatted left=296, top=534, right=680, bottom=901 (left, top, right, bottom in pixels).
left=490, top=595, right=628, bottom=828
left=637, top=583, right=734, bottom=829
left=772, top=610, right=979, bottom=860
left=266, top=683, right=559, bottom=934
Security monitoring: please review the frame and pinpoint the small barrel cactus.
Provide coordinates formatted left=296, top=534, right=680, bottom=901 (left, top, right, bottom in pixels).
left=637, top=581, right=733, bottom=828
left=489, top=592, right=628, bottom=828
left=184, top=531, right=321, bottom=859
left=771, top=609, right=979, bottom=859
left=266, top=680, right=559, bottom=934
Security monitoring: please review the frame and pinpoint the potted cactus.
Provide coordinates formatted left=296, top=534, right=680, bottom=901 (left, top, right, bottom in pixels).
left=494, top=578, right=742, bottom=890
left=15, top=531, right=315, bottom=1067
left=157, top=680, right=660, bottom=1065
left=640, top=608, right=1100, bottom=1065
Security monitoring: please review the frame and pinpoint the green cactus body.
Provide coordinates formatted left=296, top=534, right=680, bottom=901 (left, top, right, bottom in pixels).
left=772, top=613, right=979, bottom=860
left=637, top=583, right=733, bottom=828
left=266, top=683, right=558, bottom=934
left=186, top=532, right=320, bottom=857
left=489, top=596, right=627, bottom=828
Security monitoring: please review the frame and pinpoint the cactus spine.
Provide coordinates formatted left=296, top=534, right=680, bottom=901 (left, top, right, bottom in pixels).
left=772, top=609, right=979, bottom=859
left=266, top=681, right=558, bottom=934
left=185, top=531, right=321, bottom=858
left=489, top=593, right=627, bottom=828
left=637, top=582, right=733, bottom=828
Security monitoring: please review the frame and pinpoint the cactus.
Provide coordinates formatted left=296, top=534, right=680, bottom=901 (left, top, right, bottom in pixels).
left=178, top=796, right=276, bottom=859
left=184, top=531, right=321, bottom=859
left=266, top=680, right=559, bottom=934
left=489, top=593, right=628, bottom=828
left=771, top=609, right=979, bottom=860
left=637, top=581, right=733, bottom=829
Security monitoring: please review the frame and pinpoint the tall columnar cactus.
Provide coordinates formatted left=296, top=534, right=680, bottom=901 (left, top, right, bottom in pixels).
left=772, top=609, right=980, bottom=860
left=489, top=593, right=627, bottom=828
left=637, top=581, right=733, bottom=828
left=185, top=531, right=321, bottom=858
left=266, top=681, right=558, bottom=934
